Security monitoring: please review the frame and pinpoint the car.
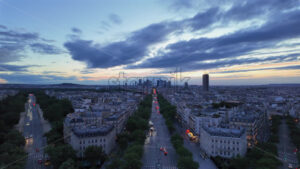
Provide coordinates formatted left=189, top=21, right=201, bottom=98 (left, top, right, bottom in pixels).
left=288, top=163, right=293, bottom=168
left=164, top=150, right=168, bottom=156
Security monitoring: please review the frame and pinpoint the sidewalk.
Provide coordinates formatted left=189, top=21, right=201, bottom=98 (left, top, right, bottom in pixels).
left=174, top=122, right=218, bottom=169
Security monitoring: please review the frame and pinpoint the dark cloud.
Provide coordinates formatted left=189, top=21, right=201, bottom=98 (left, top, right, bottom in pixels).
left=65, top=22, right=179, bottom=68
left=156, top=53, right=300, bottom=73
left=0, top=26, right=62, bottom=63
left=71, top=27, right=82, bottom=34
left=108, top=14, right=122, bottom=25
left=64, top=0, right=300, bottom=71
left=186, top=7, right=220, bottom=31
left=0, top=25, right=7, bottom=29
left=0, top=30, right=39, bottom=42
left=0, top=73, right=77, bottom=84
left=130, top=9, right=300, bottom=70
left=0, top=64, right=30, bottom=72
left=30, top=43, right=62, bottom=54
left=214, top=64, right=300, bottom=74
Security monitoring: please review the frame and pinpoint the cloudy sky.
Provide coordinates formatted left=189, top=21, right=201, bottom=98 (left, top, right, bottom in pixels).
left=0, top=0, right=300, bottom=85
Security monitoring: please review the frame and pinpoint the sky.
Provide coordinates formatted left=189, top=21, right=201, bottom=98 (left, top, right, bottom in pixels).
left=0, top=0, right=300, bottom=85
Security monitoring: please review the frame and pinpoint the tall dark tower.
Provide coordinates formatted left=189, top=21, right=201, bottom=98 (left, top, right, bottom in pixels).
left=202, top=74, right=209, bottom=91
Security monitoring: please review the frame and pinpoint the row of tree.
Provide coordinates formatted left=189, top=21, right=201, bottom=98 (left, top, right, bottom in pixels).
left=286, top=116, right=300, bottom=163
left=171, top=134, right=199, bottom=169
left=269, top=115, right=281, bottom=143
left=157, top=94, right=199, bottom=169
left=157, top=94, right=176, bottom=133
left=32, top=91, right=79, bottom=169
left=106, top=94, right=152, bottom=169
left=212, top=115, right=282, bottom=169
left=0, top=92, right=27, bottom=169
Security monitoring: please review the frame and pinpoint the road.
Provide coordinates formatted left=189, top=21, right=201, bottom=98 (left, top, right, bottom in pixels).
left=142, top=94, right=178, bottom=169
left=23, top=94, right=48, bottom=169
left=174, top=122, right=218, bottom=169
left=278, top=119, right=298, bottom=169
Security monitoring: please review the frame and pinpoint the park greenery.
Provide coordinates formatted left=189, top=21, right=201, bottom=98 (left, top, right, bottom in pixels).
left=212, top=115, right=282, bottom=169
left=171, top=134, right=199, bottom=169
left=157, top=94, right=199, bottom=169
left=286, top=116, right=300, bottom=163
left=106, top=94, right=152, bottom=169
left=0, top=92, right=27, bottom=169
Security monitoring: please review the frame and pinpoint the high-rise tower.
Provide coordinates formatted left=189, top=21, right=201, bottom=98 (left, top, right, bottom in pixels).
left=203, top=74, right=209, bottom=91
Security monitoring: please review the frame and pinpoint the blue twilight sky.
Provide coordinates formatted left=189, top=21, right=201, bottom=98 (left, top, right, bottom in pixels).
left=0, top=0, right=300, bottom=85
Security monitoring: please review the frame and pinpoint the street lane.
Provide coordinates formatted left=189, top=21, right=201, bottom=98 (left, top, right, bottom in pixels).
left=142, top=94, right=178, bottom=169
left=24, top=94, right=48, bottom=169
left=278, top=119, right=299, bottom=169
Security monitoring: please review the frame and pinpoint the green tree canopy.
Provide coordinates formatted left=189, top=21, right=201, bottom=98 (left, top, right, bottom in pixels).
left=84, top=145, right=107, bottom=167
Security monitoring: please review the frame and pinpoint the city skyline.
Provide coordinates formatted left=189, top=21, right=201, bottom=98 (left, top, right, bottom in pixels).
left=1, top=0, right=300, bottom=85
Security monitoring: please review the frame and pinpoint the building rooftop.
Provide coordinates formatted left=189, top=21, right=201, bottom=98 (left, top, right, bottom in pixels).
left=73, top=125, right=114, bottom=137
left=202, top=126, right=245, bottom=138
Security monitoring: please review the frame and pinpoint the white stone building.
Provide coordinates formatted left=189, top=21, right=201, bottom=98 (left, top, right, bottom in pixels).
left=70, top=125, right=116, bottom=157
left=200, top=126, right=247, bottom=158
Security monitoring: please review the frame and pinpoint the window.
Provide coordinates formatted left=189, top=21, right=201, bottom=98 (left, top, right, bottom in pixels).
left=95, top=139, right=97, bottom=143
left=80, top=141, right=81, bottom=144
left=233, top=141, right=235, bottom=144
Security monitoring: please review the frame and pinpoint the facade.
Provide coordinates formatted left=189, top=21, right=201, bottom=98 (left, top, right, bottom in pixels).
left=70, top=125, right=116, bottom=157
left=200, top=126, right=247, bottom=158
left=104, top=110, right=127, bottom=134
left=202, top=74, right=209, bottom=91
left=229, top=112, right=267, bottom=146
